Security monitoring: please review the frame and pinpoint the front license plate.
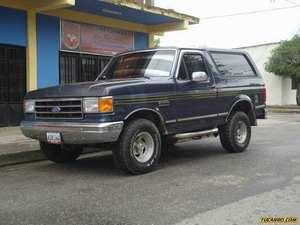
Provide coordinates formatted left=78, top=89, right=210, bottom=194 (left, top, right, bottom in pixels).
left=46, top=132, right=62, bottom=144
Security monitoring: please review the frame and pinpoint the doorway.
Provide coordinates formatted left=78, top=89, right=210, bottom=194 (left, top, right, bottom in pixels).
left=0, top=45, right=26, bottom=127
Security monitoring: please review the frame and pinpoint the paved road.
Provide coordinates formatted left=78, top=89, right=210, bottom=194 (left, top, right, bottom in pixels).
left=0, top=113, right=299, bottom=225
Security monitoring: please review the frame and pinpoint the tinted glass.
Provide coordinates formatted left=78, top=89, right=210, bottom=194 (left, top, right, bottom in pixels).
left=210, top=53, right=256, bottom=77
left=178, top=53, right=206, bottom=80
left=184, top=54, right=206, bottom=77
left=99, top=50, right=176, bottom=79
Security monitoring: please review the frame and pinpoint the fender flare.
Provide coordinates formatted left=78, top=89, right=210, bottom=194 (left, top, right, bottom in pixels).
left=124, top=108, right=168, bottom=134
left=226, top=95, right=257, bottom=126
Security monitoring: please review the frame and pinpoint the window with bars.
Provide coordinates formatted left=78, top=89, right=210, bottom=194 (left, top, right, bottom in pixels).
left=292, top=77, right=300, bottom=90
left=59, top=52, right=111, bottom=84
left=0, top=45, right=26, bottom=126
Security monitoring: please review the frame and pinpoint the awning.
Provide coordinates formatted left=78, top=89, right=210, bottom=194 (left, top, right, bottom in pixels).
left=71, top=0, right=199, bottom=25
left=0, top=0, right=199, bottom=33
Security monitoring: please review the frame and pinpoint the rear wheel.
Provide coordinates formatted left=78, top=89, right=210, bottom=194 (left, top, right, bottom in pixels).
left=219, top=111, right=251, bottom=153
left=113, top=119, right=161, bottom=174
left=40, top=142, right=83, bottom=163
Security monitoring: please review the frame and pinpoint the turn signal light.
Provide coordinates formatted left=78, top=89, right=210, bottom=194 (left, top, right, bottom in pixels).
left=98, top=97, right=114, bottom=113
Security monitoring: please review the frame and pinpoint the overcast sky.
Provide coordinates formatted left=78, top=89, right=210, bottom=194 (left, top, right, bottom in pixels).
left=155, top=0, right=300, bottom=48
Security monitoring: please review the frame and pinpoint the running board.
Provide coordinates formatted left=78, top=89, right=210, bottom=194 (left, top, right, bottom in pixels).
left=173, top=128, right=218, bottom=141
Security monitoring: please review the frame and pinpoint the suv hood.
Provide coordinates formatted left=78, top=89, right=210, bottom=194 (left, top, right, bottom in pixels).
left=25, top=79, right=146, bottom=99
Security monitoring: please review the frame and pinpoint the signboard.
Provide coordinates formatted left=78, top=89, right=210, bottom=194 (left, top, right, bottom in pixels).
left=61, top=20, right=134, bottom=56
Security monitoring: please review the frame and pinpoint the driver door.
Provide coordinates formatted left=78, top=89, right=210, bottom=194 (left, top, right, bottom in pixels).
left=175, top=50, right=218, bottom=133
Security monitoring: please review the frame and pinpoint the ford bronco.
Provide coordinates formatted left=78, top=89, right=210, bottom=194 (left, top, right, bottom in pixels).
left=21, top=48, right=266, bottom=174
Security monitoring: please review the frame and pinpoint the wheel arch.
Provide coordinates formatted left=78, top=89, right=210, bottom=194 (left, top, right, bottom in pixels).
left=124, top=108, right=168, bottom=135
left=226, top=95, right=257, bottom=126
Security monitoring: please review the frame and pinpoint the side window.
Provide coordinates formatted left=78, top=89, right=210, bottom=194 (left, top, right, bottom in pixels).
left=178, top=53, right=207, bottom=80
left=184, top=54, right=207, bottom=77
left=210, top=52, right=256, bottom=77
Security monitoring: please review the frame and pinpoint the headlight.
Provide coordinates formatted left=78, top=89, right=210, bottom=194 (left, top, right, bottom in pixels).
left=24, top=100, right=35, bottom=113
left=83, top=98, right=98, bottom=113
left=83, top=97, right=114, bottom=113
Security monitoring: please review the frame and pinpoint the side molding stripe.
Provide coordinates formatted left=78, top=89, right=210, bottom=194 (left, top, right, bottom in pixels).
left=115, top=88, right=264, bottom=105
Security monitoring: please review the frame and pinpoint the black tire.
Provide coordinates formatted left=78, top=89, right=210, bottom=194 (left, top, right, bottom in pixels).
left=113, top=119, right=162, bottom=175
left=219, top=111, right=251, bottom=153
left=40, top=142, right=83, bottom=163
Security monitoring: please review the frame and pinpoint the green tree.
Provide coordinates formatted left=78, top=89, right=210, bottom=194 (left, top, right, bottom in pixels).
left=153, top=36, right=161, bottom=48
left=265, top=36, right=300, bottom=105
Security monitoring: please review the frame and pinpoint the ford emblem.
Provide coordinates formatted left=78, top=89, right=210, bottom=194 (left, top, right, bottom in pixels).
left=52, top=106, right=61, bottom=113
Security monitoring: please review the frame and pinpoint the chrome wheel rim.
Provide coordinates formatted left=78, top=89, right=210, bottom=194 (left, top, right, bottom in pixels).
left=132, top=131, right=155, bottom=163
left=235, top=121, right=248, bottom=144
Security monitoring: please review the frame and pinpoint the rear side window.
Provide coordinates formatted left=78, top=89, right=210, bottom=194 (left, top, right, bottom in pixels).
left=210, top=52, right=256, bottom=77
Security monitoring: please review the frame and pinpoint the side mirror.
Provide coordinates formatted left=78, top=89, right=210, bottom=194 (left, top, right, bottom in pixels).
left=192, top=71, right=209, bottom=83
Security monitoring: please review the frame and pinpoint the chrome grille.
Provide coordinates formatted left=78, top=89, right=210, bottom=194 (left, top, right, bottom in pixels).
left=35, top=99, right=83, bottom=119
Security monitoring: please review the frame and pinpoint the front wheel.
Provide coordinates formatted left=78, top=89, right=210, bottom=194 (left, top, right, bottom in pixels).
left=40, top=142, right=83, bottom=163
left=219, top=111, right=251, bottom=153
left=113, top=119, right=162, bottom=175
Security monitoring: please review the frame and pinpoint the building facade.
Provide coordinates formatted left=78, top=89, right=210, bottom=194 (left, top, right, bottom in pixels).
left=242, top=42, right=297, bottom=106
left=0, top=0, right=198, bottom=126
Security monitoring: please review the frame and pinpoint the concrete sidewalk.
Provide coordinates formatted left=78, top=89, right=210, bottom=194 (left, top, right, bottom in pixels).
left=0, top=127, right=42, bottom=167
left=0, top=127, right=105, bottom=167
left=267, top=105, right=300, bottom=114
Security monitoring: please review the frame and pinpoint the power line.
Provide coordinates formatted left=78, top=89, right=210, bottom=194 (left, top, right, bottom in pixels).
left=201, top=5, right=300, bottom=20
left=283, top=0, right=298, bottom=5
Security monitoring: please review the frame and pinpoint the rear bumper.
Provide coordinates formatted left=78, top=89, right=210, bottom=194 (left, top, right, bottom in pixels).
left=20, top=121, right=124, bottom=144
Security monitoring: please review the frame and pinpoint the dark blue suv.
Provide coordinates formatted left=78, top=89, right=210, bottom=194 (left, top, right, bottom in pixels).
left=21, top=48, right=266, bottom=174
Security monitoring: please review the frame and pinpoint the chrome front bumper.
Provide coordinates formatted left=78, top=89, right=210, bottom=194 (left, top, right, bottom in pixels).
left=20, top=121, right=124, bottom=144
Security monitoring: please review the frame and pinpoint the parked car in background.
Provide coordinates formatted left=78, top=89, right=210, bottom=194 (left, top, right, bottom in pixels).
left=21, top=47, right=266, bottom=174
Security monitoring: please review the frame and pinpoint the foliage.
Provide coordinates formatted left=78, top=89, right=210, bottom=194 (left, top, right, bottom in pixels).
left=265, top=36, right=300, bottom=79
left=153, top=36, right=161, bottom=48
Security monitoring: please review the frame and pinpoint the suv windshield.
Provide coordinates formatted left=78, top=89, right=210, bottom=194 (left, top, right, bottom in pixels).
left=98, top=50, right=176, bottom=80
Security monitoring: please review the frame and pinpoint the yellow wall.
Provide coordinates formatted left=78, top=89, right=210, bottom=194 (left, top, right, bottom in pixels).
left=26, top=10, right=37, bottom=91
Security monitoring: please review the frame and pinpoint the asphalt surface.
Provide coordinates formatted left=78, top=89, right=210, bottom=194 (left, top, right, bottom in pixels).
left=0, top=113, right=299, bottom=225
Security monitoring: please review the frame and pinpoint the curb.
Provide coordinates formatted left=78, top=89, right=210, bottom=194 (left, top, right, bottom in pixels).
left=267, top=109, right=300, bottom=114
left=0, top=149, right=45, bottom=167
left=0, top=147, right=106, bottom=167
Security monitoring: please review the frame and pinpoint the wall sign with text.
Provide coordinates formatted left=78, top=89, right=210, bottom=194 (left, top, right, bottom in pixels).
left=61, top=20, right=134, bottom=56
